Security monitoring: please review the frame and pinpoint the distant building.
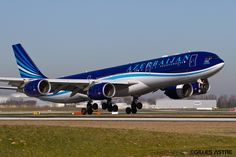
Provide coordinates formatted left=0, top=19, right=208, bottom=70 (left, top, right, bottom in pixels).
left=50, top=103, right=66, bottom=108
left=156, top=99, right=217, bottom=110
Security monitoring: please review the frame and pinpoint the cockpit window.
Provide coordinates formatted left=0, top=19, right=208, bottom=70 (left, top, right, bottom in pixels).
left=204, top=55, right=219, bottom=65
left=208, top=56, right=219, bottom=60
left=204, top=57, right=210, bottom=65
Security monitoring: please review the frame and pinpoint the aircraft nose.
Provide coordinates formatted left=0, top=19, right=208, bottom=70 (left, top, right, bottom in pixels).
left=218, top=58, right=225, bottom=69
left=220, top=57, right=224, bottom=64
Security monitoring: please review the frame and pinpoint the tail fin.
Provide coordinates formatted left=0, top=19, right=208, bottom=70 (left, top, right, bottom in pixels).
left=12, top=43, right=47, bottom=78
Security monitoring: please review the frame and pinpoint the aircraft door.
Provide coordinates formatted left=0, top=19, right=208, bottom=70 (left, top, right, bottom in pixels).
left=189, top=54, right=198, bottom=67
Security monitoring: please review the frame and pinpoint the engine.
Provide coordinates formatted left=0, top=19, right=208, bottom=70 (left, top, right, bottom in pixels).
left=164, top=83, right=193, bottom=99
left=164, top=79, right=210, bottom=99
left=88, top=83, right=116, bottom=100
left=24, top=79, right=51, bottom=97
left=192, top=79, right=210, bottom=95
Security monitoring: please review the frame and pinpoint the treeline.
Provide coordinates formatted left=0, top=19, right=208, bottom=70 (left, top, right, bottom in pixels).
left=189, top=94, right=217, bottom=100
left=217, top=95, right=236, bottom=108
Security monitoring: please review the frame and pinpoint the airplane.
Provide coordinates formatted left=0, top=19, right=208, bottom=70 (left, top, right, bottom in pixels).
left=0, top=44, right=224, bottom=114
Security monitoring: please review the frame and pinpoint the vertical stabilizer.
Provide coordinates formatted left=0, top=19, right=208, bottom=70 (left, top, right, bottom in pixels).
left=12, top=44, right=47, bottom=78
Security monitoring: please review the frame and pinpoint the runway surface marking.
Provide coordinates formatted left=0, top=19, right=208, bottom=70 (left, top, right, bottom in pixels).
left=0, top=117, right=236, bottom=122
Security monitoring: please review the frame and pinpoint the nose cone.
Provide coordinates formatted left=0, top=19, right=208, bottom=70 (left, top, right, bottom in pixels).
left=219, top=57, right=224, bottom=63
left=217, top=58, right=225, bottom=70
left=219, top=56, right=224, bottom=64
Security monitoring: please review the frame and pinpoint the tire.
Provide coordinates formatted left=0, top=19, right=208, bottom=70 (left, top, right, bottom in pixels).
left=112, top=105, right=118, bottom=112
left=126, top=107, right=131, bottom=114
left=81, top=108, right=87, bottom=115
left=92, top=103, right=98, bottom=110
left=131, top=108, right=137, bottom=114
left=102, top=103, right=107, bottom=110
left=136, top=102, right=143, bottom=110
left=131, top=102, right=136, bottom=109
left=87, top=102, right=92, bottom=108
left=108, top=106, right=113, bottom=112
left=87, top=108, right=93, bottom=115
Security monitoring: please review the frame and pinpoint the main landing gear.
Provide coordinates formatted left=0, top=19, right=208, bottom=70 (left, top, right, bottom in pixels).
left=81, top=101, right=98, bottom=115
left=101, top=99, right=118, bottom=112
left=81, top=97, right=143, bottom=115
left=126, top=97, right=142, bottom=114
left=81, top=99, right=118, bottom=115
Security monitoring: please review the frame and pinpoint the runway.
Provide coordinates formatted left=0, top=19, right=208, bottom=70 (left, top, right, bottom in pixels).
left=0, top=117, right=236, bottom=122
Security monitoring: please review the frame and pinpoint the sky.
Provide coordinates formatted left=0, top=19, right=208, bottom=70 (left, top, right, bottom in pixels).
left=0, top=0, right=235, bottom=96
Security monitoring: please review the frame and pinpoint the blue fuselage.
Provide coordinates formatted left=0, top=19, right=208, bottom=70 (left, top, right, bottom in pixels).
left=61, top=51, right=224, bottom=80
left=37, top=51, right=225, bottom=103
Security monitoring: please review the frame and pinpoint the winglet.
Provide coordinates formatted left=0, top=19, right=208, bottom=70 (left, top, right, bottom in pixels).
left=12, top=44, right=47, bottom=78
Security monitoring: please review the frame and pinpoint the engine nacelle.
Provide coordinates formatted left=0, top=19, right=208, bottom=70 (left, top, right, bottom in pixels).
left=88, top=83, right=116, bottom=100
left=164, top=83, right=193, bottom=99
left=24, top=79, right=51, bottom=97
left=192, top=79, right=210, bottom=95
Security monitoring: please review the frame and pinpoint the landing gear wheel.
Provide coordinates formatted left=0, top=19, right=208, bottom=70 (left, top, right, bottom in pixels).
left=112, top=105, right=118, bottom=112
left=107, top=99, right=113, bottom=112
left=136, top=102, right=143, bottom=110
left=131, top=108, right=137, bottom=114
left=86, top=101, right=94, bottom=115
left=102, top=103, right=107, bottom=110
left=108, top=105, right=113, bottom=112
left=81, top=108, right=87, bottom=115
left=92, top=103, right=98, bottom=110
left=130, top=96, right=143, bottom=113
left=126, top=107, right=131, bottom=114
left=87, top=108, right=93, bottom=115
left=131, top=102, right=136, bottom=110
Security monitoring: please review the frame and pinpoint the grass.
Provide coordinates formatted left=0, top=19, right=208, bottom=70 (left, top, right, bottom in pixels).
left=0, top=125, right=235, bottom=157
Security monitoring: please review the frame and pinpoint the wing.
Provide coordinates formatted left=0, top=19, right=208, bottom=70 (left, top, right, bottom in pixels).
left=0, top=77, right=137, bottom=96
left=45, top=79, right=138, bottom=96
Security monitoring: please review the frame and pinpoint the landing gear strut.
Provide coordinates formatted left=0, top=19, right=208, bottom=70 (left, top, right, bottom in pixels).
left=81, top=101, right=98, bottom=115
left=126, top=97, right=142, bottom=114
left=102, top=99, right=118, bottom=112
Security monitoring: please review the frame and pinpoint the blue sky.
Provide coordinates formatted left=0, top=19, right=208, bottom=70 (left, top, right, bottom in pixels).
left=0, top=0, right=235, bottom=95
